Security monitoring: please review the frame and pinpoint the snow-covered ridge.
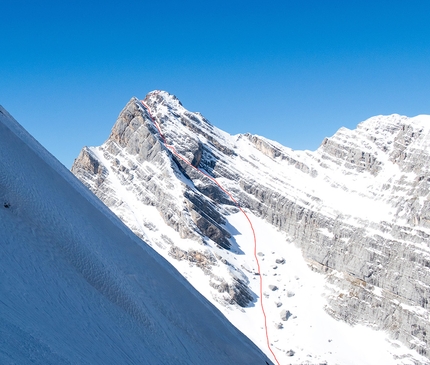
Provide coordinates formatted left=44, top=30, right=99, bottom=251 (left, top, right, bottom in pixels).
left=0, top=105, right=273, bottom=364
left=72, top=90, right=430, bottom=364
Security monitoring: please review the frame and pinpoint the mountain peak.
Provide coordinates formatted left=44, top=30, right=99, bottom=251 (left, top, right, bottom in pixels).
left=72, top=92, right=430, bottom=364
left=144, top=90, right=183, bottom=108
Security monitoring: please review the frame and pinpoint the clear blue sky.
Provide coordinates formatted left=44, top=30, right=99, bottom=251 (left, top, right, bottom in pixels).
left=1, top=1, right=429, bottom=168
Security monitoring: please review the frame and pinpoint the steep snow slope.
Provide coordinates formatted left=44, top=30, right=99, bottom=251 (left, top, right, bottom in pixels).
left=0, top=105, right=273, bottom=364
left=72, top=91, right=430, bottom=364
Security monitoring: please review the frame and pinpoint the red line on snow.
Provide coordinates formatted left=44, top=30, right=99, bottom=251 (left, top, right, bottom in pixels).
left=140, top=94, right=281, bottom=365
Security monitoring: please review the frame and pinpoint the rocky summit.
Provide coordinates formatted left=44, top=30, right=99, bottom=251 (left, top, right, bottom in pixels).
left=72, top=90, right=430, bottom=364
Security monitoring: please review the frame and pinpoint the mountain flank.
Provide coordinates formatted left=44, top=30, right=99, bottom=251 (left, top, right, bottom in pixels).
left=72, top=91, right=430, bottom=364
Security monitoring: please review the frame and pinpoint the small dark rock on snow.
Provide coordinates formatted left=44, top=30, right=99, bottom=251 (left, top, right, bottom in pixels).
left=281, top=309, right=292, bottom=321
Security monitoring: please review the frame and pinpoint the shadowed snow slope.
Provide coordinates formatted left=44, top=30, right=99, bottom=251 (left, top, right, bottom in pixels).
left=0, top=105, right=273, bottom=364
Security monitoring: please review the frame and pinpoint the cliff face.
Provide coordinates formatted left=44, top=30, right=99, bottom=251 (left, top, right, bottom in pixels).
left=72, top=90, right=430, bottom=363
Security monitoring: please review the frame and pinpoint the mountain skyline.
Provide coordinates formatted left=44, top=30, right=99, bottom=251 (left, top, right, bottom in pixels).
left=1, top=1, right=429, bottom=168
left=72, top=90, right=430, bottom=364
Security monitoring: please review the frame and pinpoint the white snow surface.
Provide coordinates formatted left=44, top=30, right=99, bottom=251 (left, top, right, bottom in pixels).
left=72, top=91, right=430, bottom=364
left=0, top=106, right=273, bottom=364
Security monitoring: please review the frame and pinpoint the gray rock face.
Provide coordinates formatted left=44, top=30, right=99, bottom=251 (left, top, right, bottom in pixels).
left=281, top=309, right=293, bottom=321
left=286, top=349, right=295, bottom=357
left=72, top=91, right=430, bottom=360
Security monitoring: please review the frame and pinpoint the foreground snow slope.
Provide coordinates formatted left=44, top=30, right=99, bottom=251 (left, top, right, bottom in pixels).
left=0, top=105, right=273, bottom=364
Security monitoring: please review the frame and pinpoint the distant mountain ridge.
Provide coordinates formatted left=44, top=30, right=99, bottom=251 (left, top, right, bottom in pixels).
left=72, top=90, right=430, bottom=364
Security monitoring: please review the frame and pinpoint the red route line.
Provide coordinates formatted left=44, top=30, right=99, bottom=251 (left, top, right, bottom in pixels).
left=140, top=94, right=281, bottom=365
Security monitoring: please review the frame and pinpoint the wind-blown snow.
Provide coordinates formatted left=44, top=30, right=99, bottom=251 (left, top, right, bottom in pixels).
left=0, top=106, right=272, bottom=364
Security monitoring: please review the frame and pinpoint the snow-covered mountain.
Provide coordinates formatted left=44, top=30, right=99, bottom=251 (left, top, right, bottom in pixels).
left=72, top=90, right=430, bottom=365
left=0, top=105, right=273, bottom=364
